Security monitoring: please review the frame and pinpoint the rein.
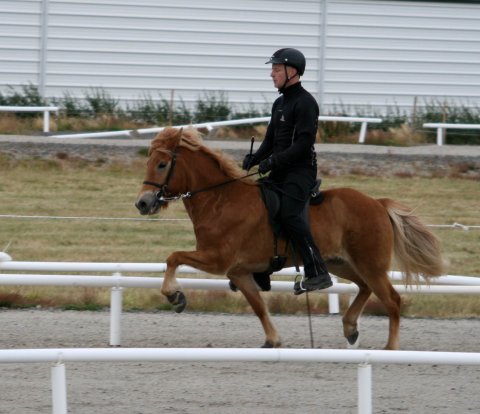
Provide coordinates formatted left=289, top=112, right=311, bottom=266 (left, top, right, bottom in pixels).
left=143, top=170, right=259, bottom=204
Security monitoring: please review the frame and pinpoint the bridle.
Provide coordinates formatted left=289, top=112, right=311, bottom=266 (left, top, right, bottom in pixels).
left=142, top=149, right=181, bottom=206
left=142, top=147, right=259, bottom=207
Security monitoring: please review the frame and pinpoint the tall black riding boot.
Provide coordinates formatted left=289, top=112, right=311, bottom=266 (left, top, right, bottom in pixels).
left=295, top=240, right=332, bottom=294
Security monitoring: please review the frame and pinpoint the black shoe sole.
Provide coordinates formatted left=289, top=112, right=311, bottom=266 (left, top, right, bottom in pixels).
left=304, top=279, right=333, bottom=291
left=293, top=278, right=333, bottom=295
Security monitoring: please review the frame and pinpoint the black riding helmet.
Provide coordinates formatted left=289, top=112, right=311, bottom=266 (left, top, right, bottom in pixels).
left=265, top=48, right=306, bottom=76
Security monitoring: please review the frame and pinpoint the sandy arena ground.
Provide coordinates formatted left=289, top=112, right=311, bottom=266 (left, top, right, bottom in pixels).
left=0, top=309, right=479, bottom=413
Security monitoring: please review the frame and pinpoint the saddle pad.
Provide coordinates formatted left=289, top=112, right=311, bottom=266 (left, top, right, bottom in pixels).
left=258, top=178, right=324, bottom=239
left=258, top=181, right=283, bottom=236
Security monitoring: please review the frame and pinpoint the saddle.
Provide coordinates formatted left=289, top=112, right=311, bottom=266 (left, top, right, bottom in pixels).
left=253, top=178, right=324, bottom=291
left=260, top=178, right=323, bottom=235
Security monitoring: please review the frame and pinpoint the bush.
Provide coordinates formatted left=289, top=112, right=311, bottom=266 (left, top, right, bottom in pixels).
left=84, top=88, right=120, bottom=117
left=127, top=95, right=171, bottom=124
left=2, top=84, right=480, bottom=144
left=232, top=103, right=270, bottom=120
left=194, top=91, right=230, bottom=123
left=0, top=83, right=46, bottom=117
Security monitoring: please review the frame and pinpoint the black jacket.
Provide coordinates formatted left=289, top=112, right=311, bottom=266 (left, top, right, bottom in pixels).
left=254, top=82, right=319, bottom=177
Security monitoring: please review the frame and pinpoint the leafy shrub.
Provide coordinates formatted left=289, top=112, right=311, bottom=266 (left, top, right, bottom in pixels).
left=194, top=91, right=230, bottom=123
left=2, top=84, right=480, bottom=144
left=0, top=83, right=46, bottom=117
left=84, top=88, right=120, bottom=117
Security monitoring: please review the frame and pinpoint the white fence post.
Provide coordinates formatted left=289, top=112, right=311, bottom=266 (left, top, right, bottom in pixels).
left=359, top=122, right=368, bottom=144
left=43, top=110, right=50, bottom=134
left=51, top=362, right=67, bottom=414
left=328, top=275, right=340, bottom=314
left=358, top=363, right=372, bottom=414
left=110, top=274, right=123, bottom=346
left=437, top=127, right=444, bottom=146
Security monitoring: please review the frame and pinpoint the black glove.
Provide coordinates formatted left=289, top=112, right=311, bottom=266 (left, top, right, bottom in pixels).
left=258, top=156, right=275, bottom=175
left=242, top=153, right=255, bottom=170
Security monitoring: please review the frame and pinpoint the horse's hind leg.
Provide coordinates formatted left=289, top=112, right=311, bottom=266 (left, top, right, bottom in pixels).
left=344, top=269, right=401, bottom=350
left=229, top=273, right=281, bottom=348
left=368, top=275, right=402, bottom=350
left=342, top=282, right=372, bottom=348
left=327, top=262, right=372, bottom=348
left=342, top=273, right=401, bottom=350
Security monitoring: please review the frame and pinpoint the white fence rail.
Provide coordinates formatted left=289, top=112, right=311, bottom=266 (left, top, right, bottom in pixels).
left=0, top=106, right=59, bottom=133
left=50, top=115, right=383, bottom=143
left=2, top=272, right=480, bottom=292
left=1, top=272, right=479, bottom=347
left=1, top=347, right=479, bottom=414
left=423, top=122, right=480, bottom=146
left=1, top=256, right=479, bottom=347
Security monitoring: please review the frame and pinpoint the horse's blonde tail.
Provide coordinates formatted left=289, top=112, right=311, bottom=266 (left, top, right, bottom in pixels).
left=378, top=198, right=446, bottom=285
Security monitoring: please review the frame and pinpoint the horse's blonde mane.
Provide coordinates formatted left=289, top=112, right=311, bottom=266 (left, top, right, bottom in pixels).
left=151, top=127, right=256, bottom=185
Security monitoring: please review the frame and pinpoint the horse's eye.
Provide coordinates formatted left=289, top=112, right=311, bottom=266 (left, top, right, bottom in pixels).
left=157, top=161, right=168, bottom=170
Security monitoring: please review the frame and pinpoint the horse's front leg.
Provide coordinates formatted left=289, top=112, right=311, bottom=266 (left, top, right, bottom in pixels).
left=228, top=273, right=281, bottom=348
left=162, top=250, right=228, bottom=313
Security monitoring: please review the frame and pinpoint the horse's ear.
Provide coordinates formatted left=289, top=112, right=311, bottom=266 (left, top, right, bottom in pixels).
left=174, top=127, right=183, bottom=146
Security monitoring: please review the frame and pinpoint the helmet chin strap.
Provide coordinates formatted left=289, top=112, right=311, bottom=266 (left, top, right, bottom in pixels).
left=279, top=65, right=298, bottom=93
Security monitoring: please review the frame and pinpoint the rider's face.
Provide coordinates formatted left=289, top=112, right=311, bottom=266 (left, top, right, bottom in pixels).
left=270, top=64, right=297, bottom=89
left=270, top=64, right=286, bottom=89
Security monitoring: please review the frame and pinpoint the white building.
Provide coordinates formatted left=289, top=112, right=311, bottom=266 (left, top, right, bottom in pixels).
left=1, top=0, right=480, bottom=114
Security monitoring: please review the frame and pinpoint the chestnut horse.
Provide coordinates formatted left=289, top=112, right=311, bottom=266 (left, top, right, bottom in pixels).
left=135, top=127, right=445, bottom=350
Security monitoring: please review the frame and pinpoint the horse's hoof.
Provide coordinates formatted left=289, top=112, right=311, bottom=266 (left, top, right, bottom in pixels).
left=261, top=339, right=281, bottom=348
left=346, top=330, right=360, bottom=348
left=228, top=280, right=238, bottom=292
left=166, top=291, right=187, bottom=313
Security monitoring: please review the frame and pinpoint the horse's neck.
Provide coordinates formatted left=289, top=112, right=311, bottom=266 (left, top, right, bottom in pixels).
left=183, top=179, right=240, bottom=217
left=179, top=152, right=261, bottom=231
left=179, top=155, right=222, bottom=210
left=182, top=180, right=259, bottom=230
left=182, top=162, right=230, bottom=203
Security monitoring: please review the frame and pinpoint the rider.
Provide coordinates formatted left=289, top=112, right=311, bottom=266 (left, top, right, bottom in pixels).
left=243, top=47, right=332, bottom=292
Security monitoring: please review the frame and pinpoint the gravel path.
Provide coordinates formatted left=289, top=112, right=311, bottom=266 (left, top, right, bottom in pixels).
left=1, top=309, right=479, bottom=413
left=1, top=134, right=479, bottom=178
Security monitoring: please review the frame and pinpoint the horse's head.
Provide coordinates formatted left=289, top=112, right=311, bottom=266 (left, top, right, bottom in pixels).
left=135, top=127, right=184, bottom=215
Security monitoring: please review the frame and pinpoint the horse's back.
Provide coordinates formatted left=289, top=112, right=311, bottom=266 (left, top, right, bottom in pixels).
left=313, top=187, right=391, bottom=224
left=309, top=187, right=394, bottom=261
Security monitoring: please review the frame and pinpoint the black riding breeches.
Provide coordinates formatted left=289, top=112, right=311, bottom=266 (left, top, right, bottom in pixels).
left=275, top=169, right=326, bottom=271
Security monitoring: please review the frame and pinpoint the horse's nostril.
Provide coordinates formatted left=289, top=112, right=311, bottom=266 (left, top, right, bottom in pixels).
left=135, top=200, right=148, bottom=214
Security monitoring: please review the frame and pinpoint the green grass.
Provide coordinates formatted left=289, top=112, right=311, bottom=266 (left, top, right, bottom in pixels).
left=0, top=155, right=478, bottom=316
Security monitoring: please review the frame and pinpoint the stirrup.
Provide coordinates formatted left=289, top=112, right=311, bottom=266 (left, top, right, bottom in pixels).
left=293, top=274, right=307, bottom=296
